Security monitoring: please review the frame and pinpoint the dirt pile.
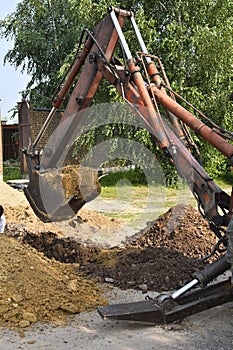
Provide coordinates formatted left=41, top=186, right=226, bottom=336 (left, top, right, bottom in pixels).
left=81, top=204, right=221, bottom=292
left=6, top=204, right=222, bottom=295
left=126, top=203, right=218, bottom=258
left=0, top=235, right=106, bottom=330
left=4, top=203, right=120, bottom=235
left=0, top=181, right=227, bottom=332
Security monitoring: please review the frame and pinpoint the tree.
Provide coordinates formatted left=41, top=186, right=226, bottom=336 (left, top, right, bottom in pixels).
left=0, top=0, right=110, bottom=106
left=1, top=0, right=232, bottom=179
left=138, top=0, right=233, bottom=177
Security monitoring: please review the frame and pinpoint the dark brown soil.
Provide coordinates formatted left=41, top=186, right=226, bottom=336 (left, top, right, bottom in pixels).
left=80, top=204, right=222, bottom=292
left=6, top=204, right=223, bottom=295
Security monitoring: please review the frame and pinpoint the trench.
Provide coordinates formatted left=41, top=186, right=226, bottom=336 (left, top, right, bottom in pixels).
left=5, top=204, right=221, bottom=292
left=7, top=228, right=99, bottom=265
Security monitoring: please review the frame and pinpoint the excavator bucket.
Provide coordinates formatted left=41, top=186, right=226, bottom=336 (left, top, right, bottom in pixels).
left=24, top=165, right=101, bottom=222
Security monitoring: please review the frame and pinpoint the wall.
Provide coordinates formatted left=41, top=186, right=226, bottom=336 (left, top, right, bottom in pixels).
left=29, top=108, right=61, bottom=147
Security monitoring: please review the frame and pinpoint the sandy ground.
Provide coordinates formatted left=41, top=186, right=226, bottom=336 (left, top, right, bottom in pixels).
left=1, top=180, right=233, bottom=349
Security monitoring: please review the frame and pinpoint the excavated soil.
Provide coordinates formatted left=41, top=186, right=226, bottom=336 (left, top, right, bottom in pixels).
left=5, top=205, right=221, bottom=294
left=0, top=234, right=106, bottom=331
left=82, top=204, right=221, bottom=292
left=1, top=182, right=224, bottom=330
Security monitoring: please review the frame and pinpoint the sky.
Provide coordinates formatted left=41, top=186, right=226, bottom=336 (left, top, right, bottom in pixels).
left=0, top=0, right=30, bottom=124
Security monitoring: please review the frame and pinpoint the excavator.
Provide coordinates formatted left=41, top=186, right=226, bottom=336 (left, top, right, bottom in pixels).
left=18, top=6, right=233, bottom=324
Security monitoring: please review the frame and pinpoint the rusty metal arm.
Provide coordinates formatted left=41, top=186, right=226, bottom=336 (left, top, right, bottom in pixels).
left=96, top=53, right=231, bottom=227
left=150, top=83, right=233, bottom=163
left=22, top=5, right=233, bottom=227
left=22, top=11, right=129, bottom=222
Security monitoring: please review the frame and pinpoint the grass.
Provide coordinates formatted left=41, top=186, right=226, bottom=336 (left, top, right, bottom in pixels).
left=3, top=163, right=22, bottom=182
left=215, top=177, right=233, bottom=193
left=90, top=177, right=196, bottom=227
left=95, top=169, right=232, bottom=225
left=100, top=183, right=149, bottom=200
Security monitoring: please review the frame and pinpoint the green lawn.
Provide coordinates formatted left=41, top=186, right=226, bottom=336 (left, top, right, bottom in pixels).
left=87, top=181, right=196, bottom=229
left=3, top=163, right=22, bottom=182
left=88, top=177, right=232, bottom=229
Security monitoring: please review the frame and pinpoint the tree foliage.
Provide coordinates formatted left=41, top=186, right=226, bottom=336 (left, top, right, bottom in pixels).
left=0, top=0, right=108, bottom=105
left=1, top=0, right=232, bottom=179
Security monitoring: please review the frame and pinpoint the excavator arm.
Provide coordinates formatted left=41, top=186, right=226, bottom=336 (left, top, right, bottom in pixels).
left=19, top=6, right=233, bottom=323
left=20, top=8, right=129, bottom=222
